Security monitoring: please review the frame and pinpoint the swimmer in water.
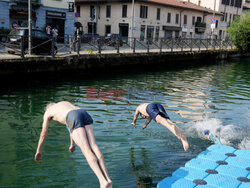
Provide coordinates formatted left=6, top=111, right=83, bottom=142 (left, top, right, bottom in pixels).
left=131, top=103, right=189, bottom=152
left=204, top=129, right=221, bottom=144
left=34, top=101, right=112, bottom=188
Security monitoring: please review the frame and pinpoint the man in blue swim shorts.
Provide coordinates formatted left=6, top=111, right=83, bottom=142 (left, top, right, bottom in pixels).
left=131, top=103, right=189, bottom=151
left=34, top=101, right=112, bottom=188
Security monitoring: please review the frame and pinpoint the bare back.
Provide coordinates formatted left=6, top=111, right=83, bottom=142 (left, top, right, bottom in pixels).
left=45, top=101, right=80, bottom=124
left=137, top=103, right=150, bottom=117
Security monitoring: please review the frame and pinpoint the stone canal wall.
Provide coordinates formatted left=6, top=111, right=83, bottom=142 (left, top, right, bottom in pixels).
left=0, top=49, right=241, bottom=76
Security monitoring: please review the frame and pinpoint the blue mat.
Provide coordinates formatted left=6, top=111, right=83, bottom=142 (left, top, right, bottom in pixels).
left=157, top=145, right=250, bottom=188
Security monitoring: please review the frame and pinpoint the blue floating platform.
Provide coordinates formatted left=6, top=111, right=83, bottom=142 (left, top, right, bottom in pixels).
left=157, top=145, right=250, bottom=188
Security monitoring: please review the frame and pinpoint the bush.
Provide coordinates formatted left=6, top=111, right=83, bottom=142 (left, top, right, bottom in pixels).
left=227, top=12, right=250, bottom=52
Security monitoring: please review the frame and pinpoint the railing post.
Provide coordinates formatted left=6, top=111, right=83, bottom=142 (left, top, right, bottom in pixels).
left=147, top=39, right=150, bottom=53
left=116, top=37, right=119, bottom=54
left=77, top=35, right=80, bottom=55
left=98, top=39, right=101, bottom=54
left=133, top=38, right=136, bottom=53
left=171, top=38, right=174, bottom=52
left=21, top=36, right=24, bottom=59
left=206, top=38, right=209, bottom=50
left=199, top=38, right=201, bottom=51
left=181, top=38, right=184, bottom=52
left=190, top=38, right=193, bottom=52
left=160, top=38, right=162, bottom=53
left=69, top=35, right=72, bottom=54
left=51, top=37, right=55, bottom=58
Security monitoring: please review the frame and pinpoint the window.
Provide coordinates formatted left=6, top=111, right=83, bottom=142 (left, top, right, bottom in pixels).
left=140, top=5, right=148, bottom=18
left=229, top=14, right=232, bottom=23
left=77, top=5, right=80, bottom=17
left=105, top=25, right=111, bottom=35
left=167, top=13, right=171, bottom=23
left=184, top=15, right=187, bottom=25
left=90, top=6, right=95, bottom=18
left=222, top=0, right=230, bottom=5
left=106, top=5, right=111, bottom=18
left=122, top=5, right=127, bottom=18
left=175, top=14, right=179, bottom=24
left=230, top=0, right=235, bottom=6
left=225, top=13, right=228, bottom=22
left=235, top=0, right=242, bottom=8
left=192, top=16, right=195, bottom=25
left=157, top=8, right=160, bottom=20
left=216, top=20, right=218, bottom=28
left=197, top=17, right=202, bottom=22
left=221, top=13, right=225, bottom=21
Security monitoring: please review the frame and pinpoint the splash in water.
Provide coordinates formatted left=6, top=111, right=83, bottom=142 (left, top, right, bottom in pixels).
left=187, top=118, right=250, bottom=150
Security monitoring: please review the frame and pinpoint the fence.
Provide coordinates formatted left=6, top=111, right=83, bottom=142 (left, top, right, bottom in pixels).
left=0, top=34, right=234, bottom=59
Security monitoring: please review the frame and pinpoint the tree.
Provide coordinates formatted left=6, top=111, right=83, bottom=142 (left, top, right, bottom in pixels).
left=227, top=12, right=250, bottom=52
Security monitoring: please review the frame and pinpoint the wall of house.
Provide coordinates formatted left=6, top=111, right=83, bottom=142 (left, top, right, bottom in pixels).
left=0, top=0, right=10, bottom=29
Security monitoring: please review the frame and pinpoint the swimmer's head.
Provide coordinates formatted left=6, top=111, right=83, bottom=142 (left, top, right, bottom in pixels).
left=204, top=129, right=210, bottom=135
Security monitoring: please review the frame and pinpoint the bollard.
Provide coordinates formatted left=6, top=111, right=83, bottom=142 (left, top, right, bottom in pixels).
left=51, top=37, right=55, bottom=58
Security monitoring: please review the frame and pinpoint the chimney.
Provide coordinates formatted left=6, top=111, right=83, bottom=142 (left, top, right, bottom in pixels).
left=198, top=0, right=201, bottom=6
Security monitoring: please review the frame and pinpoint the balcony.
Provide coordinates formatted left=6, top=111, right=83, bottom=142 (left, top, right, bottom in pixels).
left=195, top=22, right=206, bottom=28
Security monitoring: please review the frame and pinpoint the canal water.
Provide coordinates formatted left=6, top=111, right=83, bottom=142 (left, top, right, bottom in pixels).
left=0, top=58, right=249, bottom=188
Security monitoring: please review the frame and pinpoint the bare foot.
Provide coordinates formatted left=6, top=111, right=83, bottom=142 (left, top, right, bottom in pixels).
left=142, top=124, right=147, bottom=129
left=181, top=137, right=189, bottom=152
left=131, top=122, right=136, bottom=127
left=69, top=145, right=76, bottom=153
left=100, top=181, right=110, bottom=188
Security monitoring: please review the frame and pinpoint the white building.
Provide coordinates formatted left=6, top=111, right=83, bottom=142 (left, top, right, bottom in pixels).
left=75, top=0, right=223, bottom=40
left=183, top=0, right=243, bottom=38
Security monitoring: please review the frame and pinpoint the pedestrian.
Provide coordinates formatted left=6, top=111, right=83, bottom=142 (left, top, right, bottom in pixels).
left=52, top=26, right=58, bottom=41
left=34, top=101, right=112, bottom=188
left=46, top=25, right=51, bottom=36
left=131, top=103, right=189, bottom=151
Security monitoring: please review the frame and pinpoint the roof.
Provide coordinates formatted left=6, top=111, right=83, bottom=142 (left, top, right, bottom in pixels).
left=75, top=0, right=222, bottom=15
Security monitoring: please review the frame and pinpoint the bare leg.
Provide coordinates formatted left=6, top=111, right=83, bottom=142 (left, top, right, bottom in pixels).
left=85, top=125, right=112, bottom=187
left=71, top=127, right=109, bottom=188
left=155, top=115, right=189, bottom=151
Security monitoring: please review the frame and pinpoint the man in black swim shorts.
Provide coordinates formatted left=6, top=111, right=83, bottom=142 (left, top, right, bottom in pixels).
left=34, top=101, right=112, bottom=188
left=131, top=103, right=189, bottom=151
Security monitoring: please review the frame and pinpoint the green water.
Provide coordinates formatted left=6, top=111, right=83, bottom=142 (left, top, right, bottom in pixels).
left=0, top=58, right=249, bottom=188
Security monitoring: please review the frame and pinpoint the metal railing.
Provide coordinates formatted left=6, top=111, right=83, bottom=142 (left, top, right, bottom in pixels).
left=0, top=34, right=234, bottom=59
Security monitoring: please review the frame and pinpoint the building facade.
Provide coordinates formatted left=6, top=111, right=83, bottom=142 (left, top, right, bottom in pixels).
left=0, top=0, right=74, bottom=40
left=243, top=0, right=250, bottom=12
left=183, top=0, right=243, bottom=38
left=75, top=0, right=222, bottom=40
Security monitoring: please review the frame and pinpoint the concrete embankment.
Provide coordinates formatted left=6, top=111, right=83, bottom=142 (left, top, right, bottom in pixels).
left=0, top=49, right=241, bottom=76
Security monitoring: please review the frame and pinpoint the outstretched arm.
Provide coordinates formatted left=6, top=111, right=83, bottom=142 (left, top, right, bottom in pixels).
left=131, top=108, right=140, bottom=127
left=69, top=136, right=76, bottom=153
left=35, top=112, right=50, bottom=161
left=142, top=117, right=152, bottom=129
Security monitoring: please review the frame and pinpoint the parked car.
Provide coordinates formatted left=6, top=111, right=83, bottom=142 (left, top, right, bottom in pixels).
left=5, top=27, right=57, bottom=55
left=105, top=33, right=123, bottom=47
left=81, top=33, right=100, bottom=43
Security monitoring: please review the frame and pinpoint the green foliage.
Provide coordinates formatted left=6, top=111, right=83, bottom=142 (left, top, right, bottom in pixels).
left=0, top=27, right=10, bottom=35
left=85, top=49, right=94, bottom=54
left=227, top=12, right=250, bottom=52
